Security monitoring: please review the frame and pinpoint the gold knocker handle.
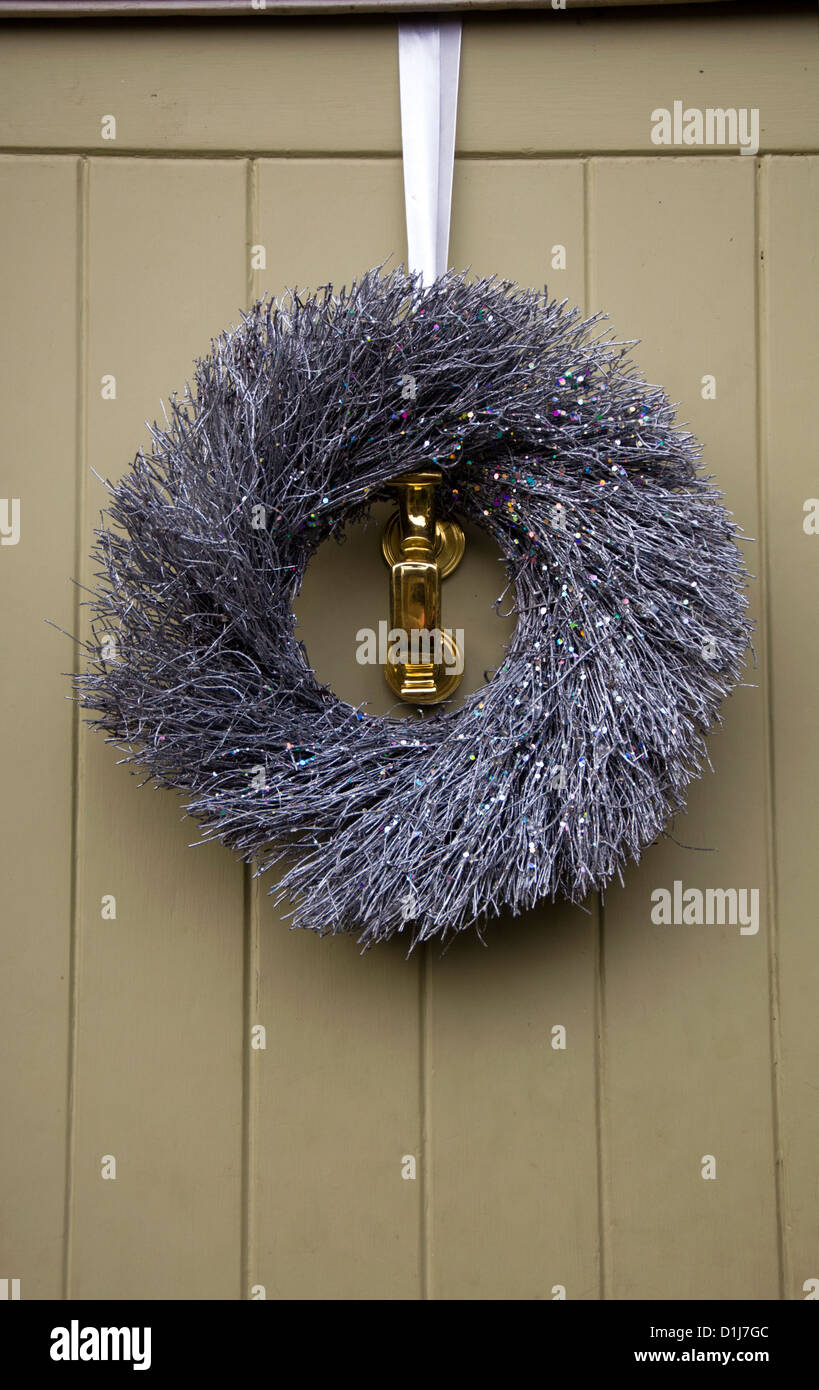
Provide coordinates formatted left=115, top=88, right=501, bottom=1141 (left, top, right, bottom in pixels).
left=381, top=469, right=464, bottom=704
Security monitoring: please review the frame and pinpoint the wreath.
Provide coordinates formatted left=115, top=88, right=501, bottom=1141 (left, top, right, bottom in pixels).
left=75, top=268, right=751, bottom=948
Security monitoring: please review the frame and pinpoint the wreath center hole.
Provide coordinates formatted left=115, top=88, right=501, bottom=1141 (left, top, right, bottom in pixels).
left=293, top=502, right=517, bottom=719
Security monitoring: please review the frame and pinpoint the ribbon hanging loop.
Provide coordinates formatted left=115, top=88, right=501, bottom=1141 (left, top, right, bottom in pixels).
left=398, top=19, right=462, bottom=288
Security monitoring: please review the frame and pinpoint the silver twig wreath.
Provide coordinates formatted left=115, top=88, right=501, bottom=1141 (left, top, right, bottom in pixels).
left=75, top=268, right=751, bottom=949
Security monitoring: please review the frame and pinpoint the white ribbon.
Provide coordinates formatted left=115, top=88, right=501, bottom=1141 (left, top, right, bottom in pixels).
left=398, top=19, right=462, bottom=288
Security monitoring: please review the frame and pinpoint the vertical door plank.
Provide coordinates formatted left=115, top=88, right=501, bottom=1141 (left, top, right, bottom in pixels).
left=589, top=157, right=778, bottom=1298
left=250, top=927, right=424, bottom=1302
left=450, top=158, right=583, bottom=298
left=0, top=157, right=77, bottom=1299
left=251, top=158, right=422, bottom=1301
left=427, top=161, right=601, bottom=1302
left=762, top=155, right=819, bottom=1302
left=69, top=159, right=247, bottom=1299
left=255, top=156, right=405, bottom=295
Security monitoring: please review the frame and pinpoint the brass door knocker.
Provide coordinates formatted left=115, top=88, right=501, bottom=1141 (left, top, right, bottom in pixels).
left=381, top=468, right=465, bottom=704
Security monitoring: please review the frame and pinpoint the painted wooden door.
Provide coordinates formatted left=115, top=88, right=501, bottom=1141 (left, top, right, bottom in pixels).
left=1, top=6, right=817, bottom=1300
